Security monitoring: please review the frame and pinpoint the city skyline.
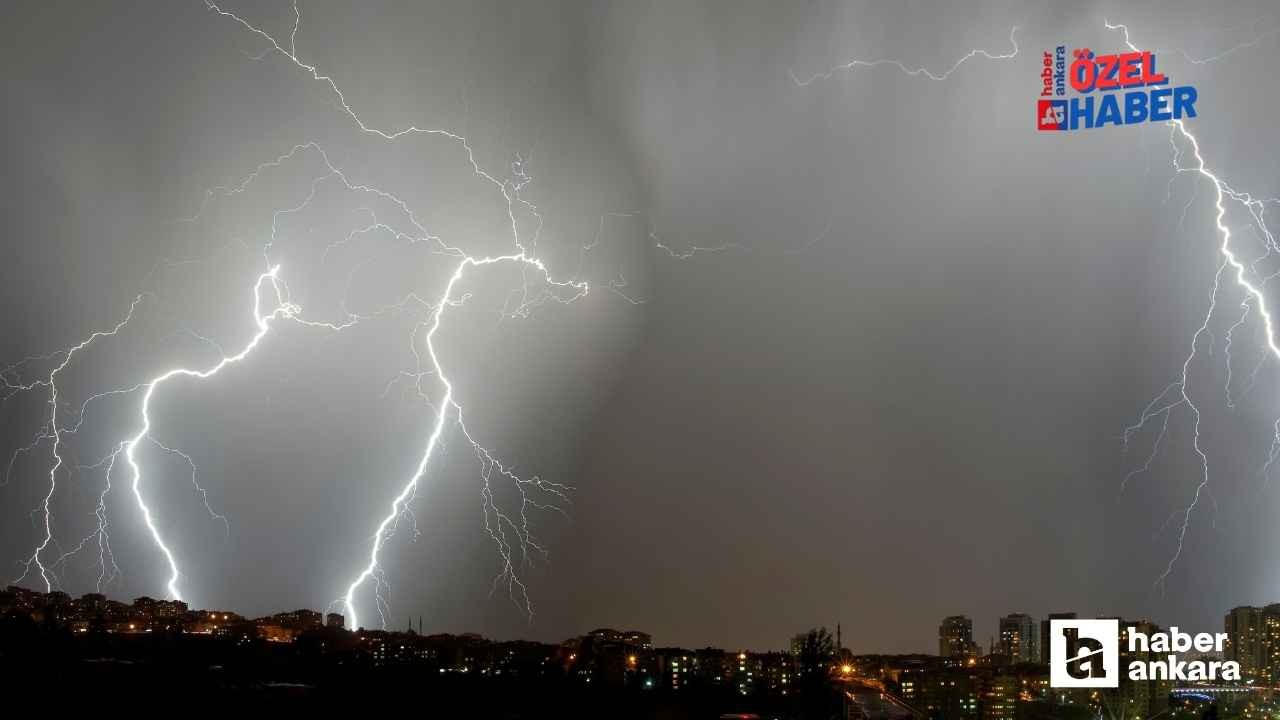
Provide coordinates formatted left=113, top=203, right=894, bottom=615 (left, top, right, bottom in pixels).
left=9, top=583, right=1278, bottom=662
left=6, top=583, right=1279, bottom=718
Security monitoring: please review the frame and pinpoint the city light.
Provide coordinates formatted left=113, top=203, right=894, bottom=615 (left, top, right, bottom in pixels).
left=4, top=585, right=1279, bottom=716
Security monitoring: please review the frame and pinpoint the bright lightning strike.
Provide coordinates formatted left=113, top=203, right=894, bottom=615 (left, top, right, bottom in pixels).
left=9, top=267, right=302, bottom=599
left=2, top=0, right=613, bottom=629
left=340, top=253, right=586, bottom=630
left=193, top=2, right=605, bottom=629
left=14, top=1, right=1265, bottom=634
left=1109, top=20, right=1280, bottom=587
left=119, top=267, right=298, bottom=601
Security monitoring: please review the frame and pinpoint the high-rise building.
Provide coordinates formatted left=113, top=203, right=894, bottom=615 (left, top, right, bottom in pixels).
left=1226, top=606, right=1269, bottom=682
left=940, top=615, right=976, bottom=657
left=1039, top=612, right=1077, bottom=664
left=998, top=614, right=1038, bottom=664
left=1226, top=604, right=1280, bottom=685
left=1265, top=604, right=1280, bottom=685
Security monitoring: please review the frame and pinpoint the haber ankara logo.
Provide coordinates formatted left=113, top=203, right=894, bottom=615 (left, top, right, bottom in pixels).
left=1038, top=99, right=1066, bottom=130
left=1036, top=46, right=1198, bottom=131
left=1050, top=618, right=1119, bottom=688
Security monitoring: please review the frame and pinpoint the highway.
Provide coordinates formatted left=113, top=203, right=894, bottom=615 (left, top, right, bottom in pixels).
left=840, top=678, right=918, bottom=720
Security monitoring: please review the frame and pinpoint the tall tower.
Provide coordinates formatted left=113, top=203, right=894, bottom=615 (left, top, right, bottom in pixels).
left=938, top=615, right=974, bottom=657
left=998, top=613, right=1039, bottom=663
left=1225, top=606, right=1268, bottom=682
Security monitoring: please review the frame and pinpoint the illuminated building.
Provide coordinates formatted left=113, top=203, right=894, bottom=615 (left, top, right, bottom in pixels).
left=153, top=599, right=188, bottom=617
left=940, top=615, right=976, bottom=657
left=756, top=652, right=794, bottom=693
left=660, top=650, right=696, bottom=690
left=564, top=628, right=657, bottom=688
left=326, top=612, right=345, bottom=629
left=998, top=613, right=1038, bottom=664
left=982, top=674, right=1017, bottom=720
left=728, top=650, right=795, bottom=696
left=900, top=668, right=980, bottom=719
left=1225, top=603, right=1280, bottom=685
left=1265, top=604, right=1280, bottom=685
left=1, top=585, right=42, bottom=612
left=623, top=630, right=652, bottom=649
left=273, top=608, right=322, bottom=629
left=189, top=609, right=242, bottom=635
left=735, top=651, right=750, bottom=695
left=1226, top=605, right=1270, bottom=683
left=588, top=628, right=625, bottom=643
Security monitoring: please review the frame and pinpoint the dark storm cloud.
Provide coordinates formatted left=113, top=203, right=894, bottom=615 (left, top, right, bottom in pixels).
left=3, top=0, right=1278, bottom=652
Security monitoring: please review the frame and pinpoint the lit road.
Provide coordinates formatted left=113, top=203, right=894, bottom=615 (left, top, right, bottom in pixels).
left=842, top=680, right=918, bottom=720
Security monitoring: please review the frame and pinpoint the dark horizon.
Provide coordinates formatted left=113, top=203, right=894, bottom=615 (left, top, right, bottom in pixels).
left=8, top=583, right=1275, bottom=659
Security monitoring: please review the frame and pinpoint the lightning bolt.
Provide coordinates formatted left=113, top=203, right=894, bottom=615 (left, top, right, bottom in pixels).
left=192, top=2, right=612, bottom=628
left=1180, top=23, right=1280, bottom=65
left=120, top=267, right=299, bottom=601
left=195, top=6, right=1026, bottom=629
left=10, top=295, right=148, bottom=592
left=2, top=0, right=615, bottom=625
left=789, top=16, right=1277, bottom=588
left=201, top=8, right=1279, bottom=611
left=1108, top=20, right=1280, bottom=587
left=340, top=253, right=586, bottom=630
left=10, top=267, right=303, bottom=599
left=16, top=1, right=1264, bottom=632
left=789, top=26, right=1019, bottom=87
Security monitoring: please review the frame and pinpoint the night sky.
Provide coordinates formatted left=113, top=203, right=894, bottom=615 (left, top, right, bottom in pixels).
left=3, top=0, right=1279, bottom=654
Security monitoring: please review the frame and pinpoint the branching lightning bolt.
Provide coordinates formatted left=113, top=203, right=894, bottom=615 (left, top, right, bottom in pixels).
left=208, top=6, right=1024, bottom=628
left=16, top=0, right=1269, bottom=632
left=790, top=16, right=1278, bottom=589
left=2, top=0, right=618, bottom=625
left=10, top=296, right=147, bottom=592
left=340, top=253, right=586, bottom=629
left=1109, top=20, right=1280, bottom=587
left=123, top=268, right=295, bottom=602
left=191, top=1, right=612, bottom=629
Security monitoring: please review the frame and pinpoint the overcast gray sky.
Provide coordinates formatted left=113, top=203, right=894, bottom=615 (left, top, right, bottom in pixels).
left=3, top=0, right=1279, bottom=653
